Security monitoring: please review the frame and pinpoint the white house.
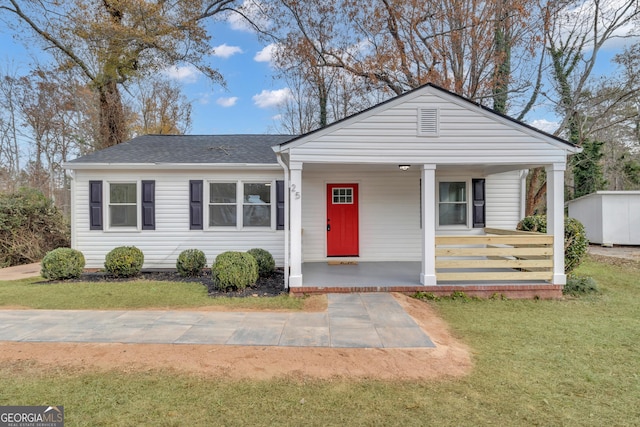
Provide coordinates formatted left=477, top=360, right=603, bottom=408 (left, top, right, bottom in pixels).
left=64, top=84, right=580, bottom=298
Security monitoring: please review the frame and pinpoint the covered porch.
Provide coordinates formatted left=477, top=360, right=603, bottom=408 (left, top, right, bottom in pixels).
left=290, top=228, right=563, bottom=299
left=272, top=84, right=580, bottom=298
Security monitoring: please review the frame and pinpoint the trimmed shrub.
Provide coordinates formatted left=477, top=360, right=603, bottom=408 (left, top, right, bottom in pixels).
left=176, top=249, right=207, bottom=277
left=211, top=251, right=258, bottom=291
left=564, top=274, right=599, bottom=296
left=247, top=248, right=275, bottom=277
left=517, top=215, right=588, bottom=273
left=41, top=248, right=85, bottom=280
left=104, top=246, right=144, bottom=277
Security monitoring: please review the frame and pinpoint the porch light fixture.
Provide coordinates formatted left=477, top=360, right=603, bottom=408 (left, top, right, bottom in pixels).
left=399, top=165, right=410, bottom=171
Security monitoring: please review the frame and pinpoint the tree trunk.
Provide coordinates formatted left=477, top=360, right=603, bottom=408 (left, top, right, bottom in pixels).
left=97, top=80, right=126, bottom=149
left=525, top=167, right=547, bottom=216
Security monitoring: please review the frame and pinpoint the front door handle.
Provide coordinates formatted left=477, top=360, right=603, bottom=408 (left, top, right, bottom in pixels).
left=327, top=224, right=331, bottom=231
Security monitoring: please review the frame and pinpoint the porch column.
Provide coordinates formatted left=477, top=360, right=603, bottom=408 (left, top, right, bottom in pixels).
left=289, top=162, right=303, bottom=287
left=420, top=164, right=437, bottom=285
left=546, top=163, right=566, bottom=285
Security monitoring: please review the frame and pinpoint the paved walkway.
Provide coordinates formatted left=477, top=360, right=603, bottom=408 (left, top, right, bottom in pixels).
left=0, top=294, right=435, bottom=349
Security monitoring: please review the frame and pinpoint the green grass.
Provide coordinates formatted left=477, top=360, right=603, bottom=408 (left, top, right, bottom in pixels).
left=0, top=277, right=303, bottom=310
left=1, top=256, right=639, bottom=426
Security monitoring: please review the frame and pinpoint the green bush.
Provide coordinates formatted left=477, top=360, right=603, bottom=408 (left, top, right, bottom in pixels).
left=41, top=248, right=85, bottom=280
left=517, top=215, right=588, bottom=273
left=104, top=246, right=144, bottom=277
left=211, top=251, right=258, bottom=291
left=247, top=248, right=275, bottom=277
left=176, top=249, right=207, bottom=277
left=0, top=188, right=69, bottom=267
left=564, top=274, right=599, bottom=296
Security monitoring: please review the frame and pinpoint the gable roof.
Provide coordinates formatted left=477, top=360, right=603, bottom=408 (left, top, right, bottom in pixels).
left=65, top=134, right=296, bottom=166
left=275, top=83, right=578, bottom=153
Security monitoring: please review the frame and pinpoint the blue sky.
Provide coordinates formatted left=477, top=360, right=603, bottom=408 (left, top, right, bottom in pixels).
left=0, top=4, right=634, bottom=137
left=0, top=15, right=288, bottom=135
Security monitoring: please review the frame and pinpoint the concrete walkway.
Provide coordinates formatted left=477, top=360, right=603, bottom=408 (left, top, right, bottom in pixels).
left=0, top=294, right=435, bottom=349
left=0, top=262, right=41, bottom=280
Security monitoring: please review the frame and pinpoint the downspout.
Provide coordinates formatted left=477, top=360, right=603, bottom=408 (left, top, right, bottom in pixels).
left=276, top=153, right=290, bottom=289
left=65, top=168, right=76, bottom=249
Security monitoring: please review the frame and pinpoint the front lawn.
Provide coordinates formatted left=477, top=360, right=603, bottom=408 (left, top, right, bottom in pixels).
left=1, top=256, right=639, bottom=425
left=0, top=277, right=305, bottom=311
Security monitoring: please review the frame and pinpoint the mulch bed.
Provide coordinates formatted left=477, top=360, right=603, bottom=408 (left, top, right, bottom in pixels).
left=44, top=270, right=287, bottom=298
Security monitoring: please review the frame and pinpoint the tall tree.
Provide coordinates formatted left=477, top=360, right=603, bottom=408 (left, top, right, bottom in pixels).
left=262, top=0, right=538, bottom=107
left=523, top=0, right=639, bottom=213
left=0, top=0, right=228, bottom=149
left=129, top=78, right=193, bottom=136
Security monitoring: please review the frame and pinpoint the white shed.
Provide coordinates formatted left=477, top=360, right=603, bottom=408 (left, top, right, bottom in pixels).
left=567, top=191, right=640, bottom=246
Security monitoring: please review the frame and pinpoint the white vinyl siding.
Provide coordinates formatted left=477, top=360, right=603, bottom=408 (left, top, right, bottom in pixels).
left=73, top=169, right=285, bottom=269
left=301, top=166, right=522, bottom=262
left=301, top=166, right=421, bottom=262
left=485, top=171, right=522, bottom=229
left=287, top=88, right=569, bottom=167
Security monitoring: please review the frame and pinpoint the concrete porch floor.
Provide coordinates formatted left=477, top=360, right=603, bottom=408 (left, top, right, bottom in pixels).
left=295, top=262, right=563, bottom=299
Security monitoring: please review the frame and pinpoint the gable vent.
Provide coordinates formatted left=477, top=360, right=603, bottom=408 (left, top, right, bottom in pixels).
left=417, top=107, right=439, bottom=136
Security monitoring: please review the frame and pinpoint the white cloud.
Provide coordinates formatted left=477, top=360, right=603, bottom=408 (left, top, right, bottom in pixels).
left=254, top=43, right=277, bottom=63
left=212, top=44, right=244, bottom=58
left=216, top=96, right=239, bottom=107
left=163, top=65, right=200, bottom=83
left=530, top=119, right=559, bottom=134
left=252, top=88, right=293, bottom=108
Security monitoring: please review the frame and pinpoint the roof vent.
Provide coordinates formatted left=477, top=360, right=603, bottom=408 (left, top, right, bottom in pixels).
left=417, top=107, right=439, bottom=136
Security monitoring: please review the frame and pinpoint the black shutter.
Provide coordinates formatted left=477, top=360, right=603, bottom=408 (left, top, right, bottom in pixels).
left=472, top=178, right=486, bottom=228
left=276, top=180, right=285, bottom=230
left=189, top=180, right=204, bottom=230
left=141, top=180, right=155, bottom=230
left=89, top=180, right=103, bottom=230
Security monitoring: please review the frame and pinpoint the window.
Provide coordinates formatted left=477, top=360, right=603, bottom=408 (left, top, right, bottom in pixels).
left=439, top=181, right=467, bottom=226
left=109, top=183, right=137, bottom=227
left=243, top=183, right=271, bottom=227
left=209, top=182, right=237, bottom=226
left=332, top=187, right=353, bottom=204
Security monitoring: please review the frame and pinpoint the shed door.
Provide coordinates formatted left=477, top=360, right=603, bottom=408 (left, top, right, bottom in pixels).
left=326, top=184, right=359, bottom=256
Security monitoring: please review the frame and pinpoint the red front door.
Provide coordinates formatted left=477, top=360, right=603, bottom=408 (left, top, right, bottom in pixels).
left=326, top=183, right=359, bottom=256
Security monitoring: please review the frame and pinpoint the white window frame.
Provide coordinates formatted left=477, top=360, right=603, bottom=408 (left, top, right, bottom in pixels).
left=207, top=181, right=239, bottom=229
left=436, top=178, right=471, bottom=230
left=206, top=179, right=276, bottom=230
left=106, top=180, right=140, bottom=231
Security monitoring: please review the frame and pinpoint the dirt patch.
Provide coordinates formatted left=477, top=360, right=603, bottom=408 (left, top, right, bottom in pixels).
left=0, top=294, right=472, bottom=380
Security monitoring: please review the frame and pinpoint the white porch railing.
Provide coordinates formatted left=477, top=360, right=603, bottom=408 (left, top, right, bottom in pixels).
left=435, top=228, right=554, bottom=282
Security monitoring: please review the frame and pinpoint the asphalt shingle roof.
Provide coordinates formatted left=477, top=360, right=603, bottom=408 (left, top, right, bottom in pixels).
left=66, top=134, right=297, bottom=165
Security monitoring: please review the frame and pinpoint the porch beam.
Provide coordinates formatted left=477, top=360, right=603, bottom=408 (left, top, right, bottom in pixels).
left=289, top=162, right=303, bottom=287
left=547, top=163, right=566, bottom=285
left=420, top=164, right=437, bottom=285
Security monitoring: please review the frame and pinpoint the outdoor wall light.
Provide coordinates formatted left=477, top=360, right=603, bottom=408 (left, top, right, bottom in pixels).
left=399, top=165, right=411, bottom=171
